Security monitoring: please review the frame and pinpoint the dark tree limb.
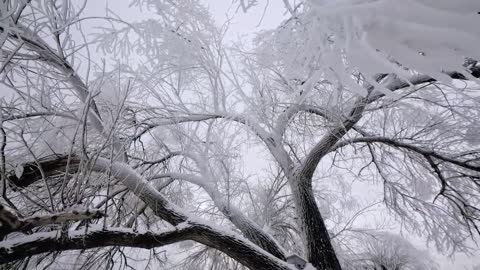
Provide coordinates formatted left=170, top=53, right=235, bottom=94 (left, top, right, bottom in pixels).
left=8, top=155, right=288, bottom=261
left=7, top=155, right=80, bottom=188
left=0, top=220, right=294, bottom=269
left=286, top=66, right=480, bottom=270
left=0, top=204, right=105, bottom=239
left=0, top=227, right=192, bottom=264
left=331, top=136, right=480, bottom=172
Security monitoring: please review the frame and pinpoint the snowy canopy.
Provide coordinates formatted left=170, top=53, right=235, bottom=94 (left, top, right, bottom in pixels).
left=266, top=0, right=480, bottom=96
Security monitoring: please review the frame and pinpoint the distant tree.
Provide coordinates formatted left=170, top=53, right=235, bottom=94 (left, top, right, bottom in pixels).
left=0, top=0, right=479, bottom=270
left=356, top=232, right=438, bottom=270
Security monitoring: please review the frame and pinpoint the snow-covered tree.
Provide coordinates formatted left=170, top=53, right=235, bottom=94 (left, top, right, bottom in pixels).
left=354, top=232, right=438, bottom=270
left=0, top=0, right=479, bottom=269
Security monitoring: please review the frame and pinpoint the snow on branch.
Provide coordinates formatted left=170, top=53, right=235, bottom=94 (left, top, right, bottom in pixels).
left=276, top=0, right=480, bottom=97
left=19, top=209, right=105, bottom=231
left=90, top=158, right=294, bottom=269
left=4, top=155, right=294, bottom=269
left=0, top=204, right=105, bottom=239
left=0, top=226, right=193, bottom=264
left=295, top=66, right=480, bottom=183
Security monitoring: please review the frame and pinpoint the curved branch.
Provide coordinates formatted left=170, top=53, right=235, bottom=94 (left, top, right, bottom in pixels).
left=150, top=172, right=288, bottom=260
left=297, top=96, right=368, bottom=182
left=131, top=115, right=223, bottom=141
left=0, top=204, right=104, bottom=239
left=275, top=104, right=338, bottom=140
left=0, top=226, right=193, bottom=264
left=9, top=25, right=128, bottom=160
left=9, top=26, right=103, bottom=127
left=295, top=66, right=480, bottom=182
left=332, top=136, right=480, bottom=172
left=6, top=155, right=294, bottom=268
left=134, top=113, right=294, bottom=173
left=7, top=154, right=80, bottom=188
left=0, top=222, right=294, bottom=269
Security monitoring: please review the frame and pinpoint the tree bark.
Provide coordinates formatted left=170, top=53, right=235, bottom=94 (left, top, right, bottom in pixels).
left=289, top=97, right=368, bottom=270
left=290, top=175, right=342, bottom=270
left=0, top=225, right=294, bottom=270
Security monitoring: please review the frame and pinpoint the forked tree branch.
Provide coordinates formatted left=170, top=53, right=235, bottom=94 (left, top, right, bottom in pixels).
left=331, top=136, right=480, bottom=172
left=7, top=153, right=288, bottom=261
left=5, top=156, right=294, bottom=269
left=150, top=172, right=288, bottom=260
left=297, top=67, right=480, bottom=184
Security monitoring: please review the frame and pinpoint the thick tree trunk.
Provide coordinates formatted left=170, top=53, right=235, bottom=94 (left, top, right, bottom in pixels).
left=285, top=98, right=368, bottom=270
left=290, top=175, right=342, bottom=270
